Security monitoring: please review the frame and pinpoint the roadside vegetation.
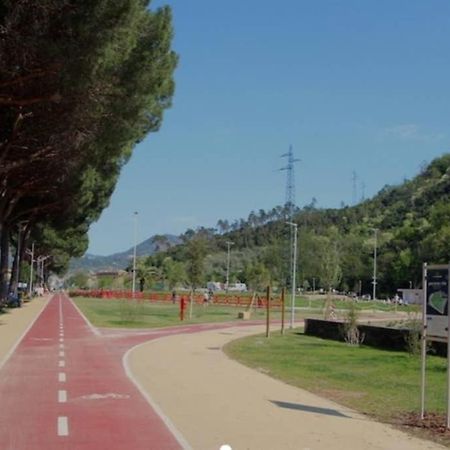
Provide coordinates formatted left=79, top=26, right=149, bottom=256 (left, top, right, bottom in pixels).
left=72, top=296, right=282, bottom=329
left=225, top=330, right=450, bottom=446
left=0, top=1, right=177, bottom=302
left=70, top=155, right=450, bottom=301
left=72, top=294, right=413, bottom=329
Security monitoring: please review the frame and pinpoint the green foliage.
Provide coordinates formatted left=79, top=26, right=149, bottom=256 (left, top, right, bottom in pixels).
left=67, top=271, right=90, bottom=289
left=0, top=0, right=177, bottom=296
left=184, top=237, right=208, bottom=290
left=342, top=302, right=364, bottom=346
left=73, top=296, right=277, bottom=329
left=138, top=154, right=450, bottom=297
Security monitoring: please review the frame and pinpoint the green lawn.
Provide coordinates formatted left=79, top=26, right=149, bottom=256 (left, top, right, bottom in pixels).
left=72, top=296, right=281, bottom=328
left=295, top=296, right=417, bottom=312
left=224, top=330, right=448, bottom=444
left=72, top=295, right=412, bottom=329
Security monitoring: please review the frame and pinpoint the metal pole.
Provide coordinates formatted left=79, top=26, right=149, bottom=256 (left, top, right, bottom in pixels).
left=372, top=228, right=378, bottom=300
left=292, top=224, right=297, bottom=328
left=281, top=287, right=285, bottom=335
left=420, top=263, right=427, bottom=420
left=265, top=286, right=270, bottom=338
left=226, top=241, right=233, bottom=291
left=28, top=242, right=34, bottom=297
left=37, top=255, right=50, bottom=288
left=14, top=226, right=22, bottom=296
left=286, top=222, right=298, bottom=328
left=132, top=211, right=138, bottom=296
left=447, top=262, right=450, bottom=429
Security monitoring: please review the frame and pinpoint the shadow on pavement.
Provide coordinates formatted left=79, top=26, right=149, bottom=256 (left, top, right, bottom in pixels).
left=270, top=400, right=350, bottom=418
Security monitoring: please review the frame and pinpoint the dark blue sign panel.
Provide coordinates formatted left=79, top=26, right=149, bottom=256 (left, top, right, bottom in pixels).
left=426, top=266, right=449, bottom=338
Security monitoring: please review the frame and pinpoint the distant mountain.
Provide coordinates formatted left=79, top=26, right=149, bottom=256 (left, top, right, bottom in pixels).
left=69, top=234, right=180, bottom=272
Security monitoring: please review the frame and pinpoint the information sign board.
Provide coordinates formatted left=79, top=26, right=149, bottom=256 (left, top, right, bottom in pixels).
left=425, top=265, right=449, bottom=339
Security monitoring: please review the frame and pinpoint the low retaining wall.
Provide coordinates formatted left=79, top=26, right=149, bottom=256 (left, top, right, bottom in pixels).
left=304, top=318, right=446, bottom=355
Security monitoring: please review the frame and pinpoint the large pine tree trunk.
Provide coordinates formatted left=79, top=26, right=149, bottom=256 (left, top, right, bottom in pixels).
left=8, top=237, right=18, bottom=296
left=0, top=226, right=10, bottom=302
left=8, top=225, right=25, bottom=296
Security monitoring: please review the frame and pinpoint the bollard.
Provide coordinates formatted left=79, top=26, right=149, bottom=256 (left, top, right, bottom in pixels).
left=180, top=296, right=186, bottom=321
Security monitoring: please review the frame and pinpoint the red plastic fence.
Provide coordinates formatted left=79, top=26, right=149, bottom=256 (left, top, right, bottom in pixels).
left=69, top=289, right=282, bottom=308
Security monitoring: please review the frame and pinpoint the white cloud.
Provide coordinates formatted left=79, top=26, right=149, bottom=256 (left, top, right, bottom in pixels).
left=382, top=123, right=446, bottom=142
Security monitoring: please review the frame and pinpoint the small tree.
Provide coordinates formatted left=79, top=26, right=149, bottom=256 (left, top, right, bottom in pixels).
left=343, top=303, right=364, bottom=346
left=185, top=237, right=207, bottom=318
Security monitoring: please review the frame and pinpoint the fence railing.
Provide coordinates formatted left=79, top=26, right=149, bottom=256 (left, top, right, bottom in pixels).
left=68, top=289, right=283, bottom=308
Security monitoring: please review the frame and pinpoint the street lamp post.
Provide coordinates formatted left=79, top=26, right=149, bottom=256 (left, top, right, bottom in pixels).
left=131, top=211, right=138, bottom=296
left=225, top=241, right=233, bottom=291
left=14, top=224, right=23, bottom=296
left=372, top=228, right=378, bottom=300
left=27, top=242, right=35, bottom=297
left=37, top=255, right=51, bottom=287
left=286, top=222, right=298, bottom=328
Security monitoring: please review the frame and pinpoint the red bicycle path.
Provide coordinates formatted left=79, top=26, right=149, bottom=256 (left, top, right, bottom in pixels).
left=0, top=292, right=265, bottom=450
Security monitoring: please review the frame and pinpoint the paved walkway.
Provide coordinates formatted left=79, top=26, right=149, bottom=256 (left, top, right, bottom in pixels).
left=128, top=326, right=446, bottom=450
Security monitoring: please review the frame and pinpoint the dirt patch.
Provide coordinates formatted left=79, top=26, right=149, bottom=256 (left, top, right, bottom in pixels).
left=396, top=412, right=450, bottom=447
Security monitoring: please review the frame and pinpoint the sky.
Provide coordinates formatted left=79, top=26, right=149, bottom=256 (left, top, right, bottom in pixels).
left=87, top=0, right=450, bottom=255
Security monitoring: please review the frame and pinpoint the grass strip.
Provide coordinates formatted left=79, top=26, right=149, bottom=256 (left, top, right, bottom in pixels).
left=224, top=330, right=449, bottom=445
left=72, top=296, right=280, bottom=329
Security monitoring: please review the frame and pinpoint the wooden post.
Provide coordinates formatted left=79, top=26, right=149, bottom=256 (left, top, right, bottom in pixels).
left=281, top=287, right=285, bottom=335
left=180, top=296, right=185, bottom=321
left=266, top=286, right=270, bottom=338
left=189, top=290, right=194, bottom=319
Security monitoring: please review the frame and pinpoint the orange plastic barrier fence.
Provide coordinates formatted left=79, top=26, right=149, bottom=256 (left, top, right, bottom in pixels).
left=69, top=289, right=283, bottom=308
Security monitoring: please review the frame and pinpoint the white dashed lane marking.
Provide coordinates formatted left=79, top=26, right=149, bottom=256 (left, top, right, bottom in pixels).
left=58, top=296, right=69, bottom=438
left=57, top=416, right=69, bottom=436
left=58, top=390, right=67, bottom=403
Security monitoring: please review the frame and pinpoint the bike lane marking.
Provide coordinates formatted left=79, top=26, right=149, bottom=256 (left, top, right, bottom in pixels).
left=0, top=293, right=183, bottom=449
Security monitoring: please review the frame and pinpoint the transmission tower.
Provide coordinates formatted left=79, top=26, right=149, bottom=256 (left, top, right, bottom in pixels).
left=360, top=180, right=366, bottom=202
left=279, top=145, right=300, bottom=290
left=280, top=145, right=300, bottom=218
left=352, top=170, right=358, bottom=206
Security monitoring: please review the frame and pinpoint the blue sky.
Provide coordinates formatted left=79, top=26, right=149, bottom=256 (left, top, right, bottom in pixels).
left=87, top=0, right=450, bottom=255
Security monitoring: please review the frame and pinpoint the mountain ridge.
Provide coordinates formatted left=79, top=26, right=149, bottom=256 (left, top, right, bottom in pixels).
left=69, top=234, right=180, bottom=272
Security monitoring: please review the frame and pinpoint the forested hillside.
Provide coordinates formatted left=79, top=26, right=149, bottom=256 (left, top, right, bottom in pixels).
left=137, top=154, right=450, bottom=297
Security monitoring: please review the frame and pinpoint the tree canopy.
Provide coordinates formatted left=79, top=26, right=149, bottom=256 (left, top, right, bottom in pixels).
left=0, top=0, right=177, bottom=299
